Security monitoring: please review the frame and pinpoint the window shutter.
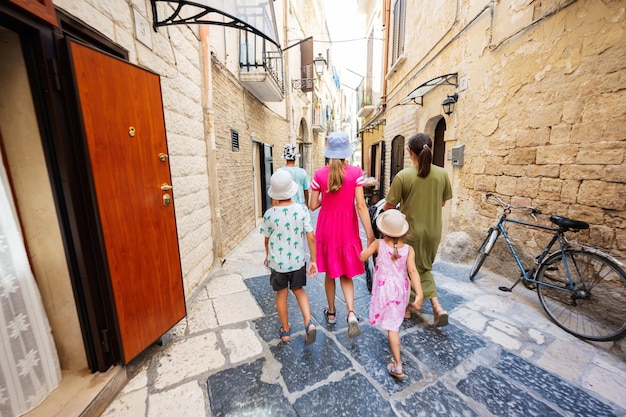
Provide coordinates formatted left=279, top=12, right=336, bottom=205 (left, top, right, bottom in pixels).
left=231, top=129, right=240, bottom=152
left=300, top=38, right=314, bottom=92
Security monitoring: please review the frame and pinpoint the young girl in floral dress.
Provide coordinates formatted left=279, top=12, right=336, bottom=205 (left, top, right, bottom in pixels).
left=360, top=209, right=423, bottom=378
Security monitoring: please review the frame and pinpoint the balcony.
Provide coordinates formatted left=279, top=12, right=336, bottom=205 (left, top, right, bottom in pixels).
left=240, top=43, right=285, bottom=102
left=357, top=93, right=375, bottom=118
left=312, top=106, right=327, bottom=133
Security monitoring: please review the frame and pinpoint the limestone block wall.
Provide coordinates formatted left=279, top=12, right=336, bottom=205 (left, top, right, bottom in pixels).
left=456, top=0, right=626, bottom=257
left=212, top=60, right=290, bottom=254
left=54, top=0, right=214, bottom=297
left=382, top=0, right=625, bottom=262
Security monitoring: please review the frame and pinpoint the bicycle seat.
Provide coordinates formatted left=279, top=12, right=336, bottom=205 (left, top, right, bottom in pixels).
left=550, top=215, right=589, bottom=231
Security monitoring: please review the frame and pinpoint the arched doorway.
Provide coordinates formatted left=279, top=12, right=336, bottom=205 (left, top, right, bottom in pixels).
left=433, top=118, right=446, bottom=167
left=390, top=135, right=405, bottom=183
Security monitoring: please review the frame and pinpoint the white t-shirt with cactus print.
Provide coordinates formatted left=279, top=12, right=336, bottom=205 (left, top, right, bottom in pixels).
left=260, top=203, right=313, bottom=273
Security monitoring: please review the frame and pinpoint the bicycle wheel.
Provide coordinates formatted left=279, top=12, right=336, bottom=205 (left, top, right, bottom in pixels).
left=469, top=227, right=499, bottom=281
left=536, top=249, right=626, bottom=341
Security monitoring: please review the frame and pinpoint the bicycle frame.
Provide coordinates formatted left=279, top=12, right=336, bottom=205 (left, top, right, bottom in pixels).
left=494, top=213, right=576, bottom=292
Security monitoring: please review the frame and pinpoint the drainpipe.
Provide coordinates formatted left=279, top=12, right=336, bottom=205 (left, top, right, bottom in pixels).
left=200, top=26, right=224, bottom=261
left=382, top=0, right=390, bottom=108
left=284, top=1, right=295, bottom=144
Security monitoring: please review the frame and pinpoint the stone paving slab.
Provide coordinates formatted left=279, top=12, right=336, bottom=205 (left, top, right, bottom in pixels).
left=102, top=225, right=626, bottom=417
left=201, top=268, right=624, bottom=417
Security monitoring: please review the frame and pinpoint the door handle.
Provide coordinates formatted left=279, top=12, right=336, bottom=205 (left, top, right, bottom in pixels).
left=160, top=183, right=173, bottom=191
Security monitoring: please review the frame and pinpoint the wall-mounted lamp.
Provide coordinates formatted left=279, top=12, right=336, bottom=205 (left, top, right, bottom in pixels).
left=442, top=93, right=458, bottom=115
left=314, top=53, right=327, bottom=76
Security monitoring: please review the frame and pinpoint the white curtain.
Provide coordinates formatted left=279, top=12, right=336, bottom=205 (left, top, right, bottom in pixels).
left=0, top=158, right=61, bottom=416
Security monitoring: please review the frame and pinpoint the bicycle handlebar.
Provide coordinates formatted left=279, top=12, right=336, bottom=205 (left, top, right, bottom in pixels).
left=485, top=193, right=542, bottom=220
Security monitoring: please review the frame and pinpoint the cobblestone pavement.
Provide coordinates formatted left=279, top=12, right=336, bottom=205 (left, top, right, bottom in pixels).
left=101, top=223, right=626, bottom=417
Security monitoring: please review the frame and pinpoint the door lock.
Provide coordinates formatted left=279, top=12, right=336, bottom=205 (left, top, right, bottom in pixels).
left=129, top=126, right=136, bottom=137
left=159, top=153, right=168, bottom=162
left=163, top=194, right=171, bottom=206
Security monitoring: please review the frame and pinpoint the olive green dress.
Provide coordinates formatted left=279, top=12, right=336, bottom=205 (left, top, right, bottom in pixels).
left=385, top=165, right=452, bottom=300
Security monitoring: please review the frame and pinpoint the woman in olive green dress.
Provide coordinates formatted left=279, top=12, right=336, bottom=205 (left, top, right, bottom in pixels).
left=383, top=133, right=452, bottom=327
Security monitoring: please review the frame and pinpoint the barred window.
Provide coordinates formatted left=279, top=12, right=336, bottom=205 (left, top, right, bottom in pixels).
left=231, top=129, right=239, bottom=152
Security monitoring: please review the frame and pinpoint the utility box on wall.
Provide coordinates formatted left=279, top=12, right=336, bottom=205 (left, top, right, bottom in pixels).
left=451, top=144, right=464, bottom=166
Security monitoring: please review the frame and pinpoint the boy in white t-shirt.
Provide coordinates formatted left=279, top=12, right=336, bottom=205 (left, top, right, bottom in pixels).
left=260, top=170, right=318, bottom=345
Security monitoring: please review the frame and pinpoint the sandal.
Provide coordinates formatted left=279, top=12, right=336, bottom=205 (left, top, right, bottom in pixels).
left=279, top=325, right=291, bottom=342
left=431, top=299, right=449, bottom=327
left=324, top=308, right=337, bottom=325
left=387, top=363, right=405, bottom=379
left=304, top=320, right=317, bottom=346
left=347, top=310, right=361, bottom=337
left=433, top=309, right=449, bottom=327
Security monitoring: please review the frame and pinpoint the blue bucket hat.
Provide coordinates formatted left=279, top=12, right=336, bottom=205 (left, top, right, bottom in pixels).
left=324, top=132, right=353, bottom=159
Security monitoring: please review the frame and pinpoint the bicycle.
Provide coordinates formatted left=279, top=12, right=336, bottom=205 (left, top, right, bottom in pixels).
left=469, top=193, right=626, bottom=341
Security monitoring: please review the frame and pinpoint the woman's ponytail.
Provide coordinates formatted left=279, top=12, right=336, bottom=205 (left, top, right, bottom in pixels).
left=407, top=133, right=433, bottom=178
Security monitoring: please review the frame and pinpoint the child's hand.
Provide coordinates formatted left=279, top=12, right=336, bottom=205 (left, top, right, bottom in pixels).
left=411, top=295, right=424, bottom=311
left=308, top=261, right=318, bottom=277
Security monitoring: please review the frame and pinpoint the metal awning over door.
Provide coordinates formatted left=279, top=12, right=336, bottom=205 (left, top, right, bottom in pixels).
left=398, top=73, right=457, bottom=106
left=150, top=0, right=280, bottom=48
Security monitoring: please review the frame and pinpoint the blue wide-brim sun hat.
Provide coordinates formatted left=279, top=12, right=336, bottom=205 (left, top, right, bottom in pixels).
left=324, top=132, right=353, bottom=159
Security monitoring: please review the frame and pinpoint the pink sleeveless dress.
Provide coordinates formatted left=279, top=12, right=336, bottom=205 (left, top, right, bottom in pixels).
left=369, top=240, right=411, bottom=332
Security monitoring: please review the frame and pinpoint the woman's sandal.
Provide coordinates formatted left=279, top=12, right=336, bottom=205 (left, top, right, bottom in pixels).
left=279, top=325, right=291, bottom=343
left=433, top=309, right=449, bottom=327
left=347, top=310, right=361, bottom=337
left=387, top=363, right=405, bottom=379
left=324, top=308, right=337, bottom=325
left=304, top=320, right=317, bottom=346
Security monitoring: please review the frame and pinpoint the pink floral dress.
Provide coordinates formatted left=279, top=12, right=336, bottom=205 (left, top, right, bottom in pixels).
left=369, top=240, right=410, bottom=331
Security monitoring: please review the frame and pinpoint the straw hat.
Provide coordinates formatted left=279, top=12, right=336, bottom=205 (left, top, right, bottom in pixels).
left=376, top=209, right=409, bottom=237
left=324, top=131, right=353, bottom=159
left=268, top=170, right=299, bottom=200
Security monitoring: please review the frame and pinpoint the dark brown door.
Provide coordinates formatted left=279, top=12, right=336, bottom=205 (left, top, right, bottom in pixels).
left=69, top=40, right=186, bottom=363
left=262, top=144, right=273, bottom=211
left=391, top=135, right=404, bottom=182
left=434, top=118, right=446, bottom=167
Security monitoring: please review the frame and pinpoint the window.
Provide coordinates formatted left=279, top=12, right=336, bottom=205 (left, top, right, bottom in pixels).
left=231, top=129, right=240, bottom=152
left=391, top=0, right=406, bottom=65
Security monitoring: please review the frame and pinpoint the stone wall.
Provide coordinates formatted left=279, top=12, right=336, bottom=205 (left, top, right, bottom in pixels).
left=380, top=0, right=625, bottom=267
left=212, top=60, right=290, bottom=254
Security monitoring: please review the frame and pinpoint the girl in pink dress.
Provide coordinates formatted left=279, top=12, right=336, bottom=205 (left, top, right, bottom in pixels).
left=360, top=209, right=423, bottom=378
left=309, top=132, right=375, bottom=337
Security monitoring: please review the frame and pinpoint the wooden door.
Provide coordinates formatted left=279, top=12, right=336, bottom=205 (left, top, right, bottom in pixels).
left=390, top=136, right=404, bottom=182
left=434, top=118, right=446, bottom=167
left=69, top=40, right=186, bottom=363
